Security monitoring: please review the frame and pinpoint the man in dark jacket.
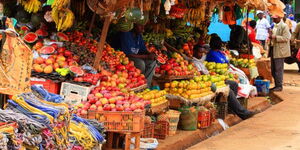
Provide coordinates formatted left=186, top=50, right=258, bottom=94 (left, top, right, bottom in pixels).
left=228, top=24, right=253, bottom=53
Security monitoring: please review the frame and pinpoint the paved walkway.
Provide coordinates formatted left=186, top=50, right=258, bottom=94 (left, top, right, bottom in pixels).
left=188, top=84, right=300, bottom=150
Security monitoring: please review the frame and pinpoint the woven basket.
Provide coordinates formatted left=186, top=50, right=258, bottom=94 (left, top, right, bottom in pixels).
left=167, top=110, right=181, bottom=136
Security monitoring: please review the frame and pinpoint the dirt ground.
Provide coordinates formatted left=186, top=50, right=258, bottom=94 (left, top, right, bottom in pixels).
left=188, top=70, right=300, bottom=150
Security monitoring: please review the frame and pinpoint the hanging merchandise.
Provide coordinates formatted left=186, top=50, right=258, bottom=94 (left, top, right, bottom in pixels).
left=0, top=22, right=32, bottom=95
left=234, top=4, right=243, bottom=20
left=164, top=0, right=171, bottom=14
left=20, top=0, right=42, bottom=13
left=51, top=8, right=75, bottom=31
left=222, top=3, right=236, bottom=25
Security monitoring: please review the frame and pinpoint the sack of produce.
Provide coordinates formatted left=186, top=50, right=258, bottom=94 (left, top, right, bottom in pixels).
left=178, top=106, right=198, bottom=131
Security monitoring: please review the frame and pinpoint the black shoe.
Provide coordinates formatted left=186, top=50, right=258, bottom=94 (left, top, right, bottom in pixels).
left=270, top=87, right=282, bottom=92
left=241, top=110, right=260, bottom=120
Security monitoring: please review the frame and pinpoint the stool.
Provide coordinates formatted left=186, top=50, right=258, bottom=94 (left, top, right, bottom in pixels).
left=105, top=132, right=141, bottom=150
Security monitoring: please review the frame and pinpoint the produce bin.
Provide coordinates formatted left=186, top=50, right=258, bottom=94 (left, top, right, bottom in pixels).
left=142, top=123, right=154, bottom=138
left=197, top=111, right=211, bottom=129
left=154, top=121, right=169, bottom=139
left=178, top=107, right=198, bottom=131
left=167, top=110, right=181, bottom=136
left=254, top=79, right=270, bottom=96
left=93, top=110, right=145, bottom=132
left=30, top=78, right=60, bottom=94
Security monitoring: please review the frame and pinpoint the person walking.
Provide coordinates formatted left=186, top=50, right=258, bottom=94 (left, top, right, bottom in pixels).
left=269, top=15, right=291, bottom=91
left=256, top=11, right=271, bottom=49
left=291, top=22, right=300, bottom=72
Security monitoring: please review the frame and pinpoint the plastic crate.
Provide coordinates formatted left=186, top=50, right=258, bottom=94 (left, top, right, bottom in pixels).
left=93, top=110, right=145, bottom=132
left=60, top=82, right=94, bottom=106
left=154, top=121, right=169, bottom=139
left=255, top=80, right=270, bottom=96
left=30, top=78, right=60, bottom=94
left=216, top=102, right=228, bottom=119
left=141, top=123, right=154, bottom=138
left=210, top=108, right=217, bottom=124
left=198, top=111, right=211, bottom=129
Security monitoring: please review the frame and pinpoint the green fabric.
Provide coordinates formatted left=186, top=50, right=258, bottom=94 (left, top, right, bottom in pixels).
left=234, top=5, right=243, bottom=20
left=46, top=0, right=54, bottom=5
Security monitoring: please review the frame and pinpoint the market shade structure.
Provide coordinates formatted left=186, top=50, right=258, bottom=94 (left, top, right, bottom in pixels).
left=239, top=0, right=285, bottom=17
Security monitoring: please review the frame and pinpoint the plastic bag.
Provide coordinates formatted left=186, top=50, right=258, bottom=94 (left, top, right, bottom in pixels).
left=130, top=138, right=159, bottom=150
left=178, top=107, right=198, bottom=131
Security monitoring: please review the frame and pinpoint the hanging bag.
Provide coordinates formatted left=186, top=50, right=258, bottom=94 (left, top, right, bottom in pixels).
left=0, top=18, right=32, bottom=95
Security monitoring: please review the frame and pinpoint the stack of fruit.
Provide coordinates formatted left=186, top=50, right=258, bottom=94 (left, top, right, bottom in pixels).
left=155, top=52, right=198, bottom=76
left=100, top=46, right=147, bottom=89
left=204, top=61, right=229, bottom=75
left=164, top=79, right=213, bottom=100
left=75, top=85, right=151, bottom=115
left=230, top=58, right=256, bottom=68
left=32, top=46, right=81, bottom=75
left=198, top=75, right=227, bottom=89
left=136, top=89, right=168, bottom=107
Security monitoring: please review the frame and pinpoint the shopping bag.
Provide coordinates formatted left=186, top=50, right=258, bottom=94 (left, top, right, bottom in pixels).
left=0, top=28, right=32, bottom=95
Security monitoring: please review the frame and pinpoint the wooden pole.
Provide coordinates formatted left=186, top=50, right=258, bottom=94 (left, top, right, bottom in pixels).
left=93, top=16, right=112, bottom=69
left=89, top=12, right=97, bottom=34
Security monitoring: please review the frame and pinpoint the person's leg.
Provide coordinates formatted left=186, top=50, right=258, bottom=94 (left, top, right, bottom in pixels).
left=144, top=60, right=157, bottom=87
left=273, top=58, right=285, bottom=89
left=128, top=57, right=146, bottom=74
left=297, top=62, right=300, bottom=73
left=225, top=80, right=238, bottom=96
left=227, top=90, right=252, bottom=119
left=259, top=40, right=265, bottom=48
left=271, top=57, right=276, bottom=83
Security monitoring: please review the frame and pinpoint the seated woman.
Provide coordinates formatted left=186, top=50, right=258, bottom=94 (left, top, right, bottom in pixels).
left=194, top=35, right=257, bottom=120
left=206, top=35, right=229, bottom=63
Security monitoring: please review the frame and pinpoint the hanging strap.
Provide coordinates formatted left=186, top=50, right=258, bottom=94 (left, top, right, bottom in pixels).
left=0, top=32, right=6, bottom=54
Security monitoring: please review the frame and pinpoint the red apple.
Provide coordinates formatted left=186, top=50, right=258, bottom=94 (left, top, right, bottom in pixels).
left=95, top=93, right=103, bottom=99
left=97, top=106, right=103, bottom=112
left=90, top=104, right=97, bottom=111
left=130, top=104, right=137, bottom=111
left=103, top=104, right=111, bottom=111
left=95, top=101, right=102, bottom=107
left=81, top=109, right=88, bottom=115
left=116, top=104, right=124, bottom=111
left=110, top=104, right=116, bottom=109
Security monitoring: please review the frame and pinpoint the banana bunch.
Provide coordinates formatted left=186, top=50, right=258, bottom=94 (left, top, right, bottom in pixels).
left=165, top=29, right=173, bottom=38
left=52, top=8, right=75, bottom=31
left=184, top=7, right=206, bottom=27
left=143, top=33, right=165, bottom=45
left=52, top=0, right=70, bottom=10
left=21, top=0, right=41, bottom=13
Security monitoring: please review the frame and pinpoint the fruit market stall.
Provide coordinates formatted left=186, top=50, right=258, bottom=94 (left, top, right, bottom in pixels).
left=0, top=0, right=283, bottom=149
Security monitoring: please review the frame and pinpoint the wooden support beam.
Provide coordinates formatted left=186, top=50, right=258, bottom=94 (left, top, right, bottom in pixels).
left=93, top=16, right=112, bottom=69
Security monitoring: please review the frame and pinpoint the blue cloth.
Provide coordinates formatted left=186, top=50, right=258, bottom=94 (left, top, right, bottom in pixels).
left=113, top=32, right=147, bottom=55
left=206, top=50, right=229, bottom=63
left=284, top=4, right=294, bottom=16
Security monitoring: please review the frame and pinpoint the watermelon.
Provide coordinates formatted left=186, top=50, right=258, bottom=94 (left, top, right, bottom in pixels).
left=157, top=56, right=166, bottom=64
left=57, top=32, right=69, bottom=41
left=69, top=66, right=84, bottom=76
left=35, top=29, right=49, bottom=37
left=21, top=26, right=30, bottom=31
left=39, top=46, right=55, bottom=55
left=23, top=32, right=38, bottom=43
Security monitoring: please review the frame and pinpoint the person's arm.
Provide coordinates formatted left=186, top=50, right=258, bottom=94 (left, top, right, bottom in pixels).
left=292, top=24, right=300, bottom=41
left=274, top=25, right=291, bottom=43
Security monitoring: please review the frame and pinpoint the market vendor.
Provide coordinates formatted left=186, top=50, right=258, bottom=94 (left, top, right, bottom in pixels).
left=193, top=35, right=257, bottom=120
left=112, top=24, right=156, bottom=87
left=228, top=24, right=253, bottom=53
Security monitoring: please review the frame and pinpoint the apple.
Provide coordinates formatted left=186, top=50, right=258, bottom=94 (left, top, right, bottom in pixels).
left=95, top=101, right=102, bottom=107
left=103, top=104, right=111, bottom=111
left=97, top=106, right=103, bottom=112
left=125, top=107, right=132, bottom=112
left=110, top=104, right=116, bottom=109
left=88, top=94, right=95, bottom=100
left=100, top=98, right=108, bottom=105
left=116, top=104, right=124, bottom=111
left=116, top=100, right=123, bottom=105
left=130, top=104, right=137, bottom=111
left=81, top=109, right=88, bottom=115
left=95, top=93, right=103, bottom=98
left=88, top=97, right=97, bottom=104
left=111, top=108, right=117, bottom=112
left=103, top=93, right=112, bottom=99
left=90, top=104, right=97, bottom=111
left=108, top=98, right=116, bottom=104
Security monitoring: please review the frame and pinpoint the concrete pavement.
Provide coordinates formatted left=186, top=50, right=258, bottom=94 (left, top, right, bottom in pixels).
left=188, top=73, right=300, bottom=150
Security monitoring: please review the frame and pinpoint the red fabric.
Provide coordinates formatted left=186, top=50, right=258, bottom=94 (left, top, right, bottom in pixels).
left=296, top=48, right=300, bottom=62
left=246, top=26, right=260, bottom=44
